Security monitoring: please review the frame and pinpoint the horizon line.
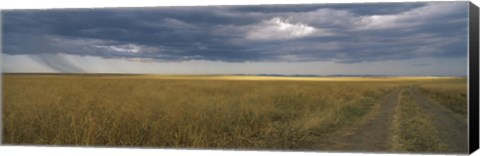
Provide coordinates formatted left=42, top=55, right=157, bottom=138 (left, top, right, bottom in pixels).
left=1, top=72, right=468, bottom=78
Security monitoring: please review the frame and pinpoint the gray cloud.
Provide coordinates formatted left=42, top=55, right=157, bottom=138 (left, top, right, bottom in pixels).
left=2, top=1, right=468, bottom=64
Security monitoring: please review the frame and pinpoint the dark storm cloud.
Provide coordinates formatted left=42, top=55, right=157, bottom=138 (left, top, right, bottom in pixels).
left=2, top=1, right=468, bottom=64
left=229, top=2, right=426, bottom=15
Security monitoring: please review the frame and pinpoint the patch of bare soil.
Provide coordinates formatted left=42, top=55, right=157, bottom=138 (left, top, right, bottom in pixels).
left=326, top=89, right=402, bottom=152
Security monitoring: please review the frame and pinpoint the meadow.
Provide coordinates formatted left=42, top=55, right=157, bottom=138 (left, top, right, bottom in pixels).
left=1, top=74, right=468, bottom=152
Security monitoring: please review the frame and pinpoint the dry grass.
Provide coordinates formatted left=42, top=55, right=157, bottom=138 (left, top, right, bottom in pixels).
left=392, top=90, right=446, bottom=153
left=1, top=74, right=466, bottom=150
left=418, top=78, right=467, bottom=118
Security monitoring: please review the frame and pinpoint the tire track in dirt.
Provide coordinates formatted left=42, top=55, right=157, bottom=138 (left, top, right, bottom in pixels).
left=408, top=88, right=468, bottom=153
left=328, top=89, right=402, bottom=152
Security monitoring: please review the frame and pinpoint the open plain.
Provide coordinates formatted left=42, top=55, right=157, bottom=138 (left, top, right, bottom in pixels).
left=1, top=74, right=468, bottom=153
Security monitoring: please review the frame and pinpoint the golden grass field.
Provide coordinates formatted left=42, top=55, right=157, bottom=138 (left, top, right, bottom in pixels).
left=1, top=74, right=468, bottom=152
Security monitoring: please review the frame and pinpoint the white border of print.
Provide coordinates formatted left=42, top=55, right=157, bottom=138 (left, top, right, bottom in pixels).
left=0, top=0, right=478, bottom=156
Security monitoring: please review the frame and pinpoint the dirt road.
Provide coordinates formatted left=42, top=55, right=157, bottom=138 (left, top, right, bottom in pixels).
left=326, top=87, right=468, bottom=153
left=408, top=88, right=468, bottom=153
left=328, top=89, right=402, bottom=152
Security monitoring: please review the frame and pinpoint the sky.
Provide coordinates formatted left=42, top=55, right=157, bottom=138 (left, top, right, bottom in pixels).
left=1, top=2, right=469, bottom=76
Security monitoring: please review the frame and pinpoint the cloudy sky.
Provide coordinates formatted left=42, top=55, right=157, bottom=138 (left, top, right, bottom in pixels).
left=2, top=2, right=469, bottom=76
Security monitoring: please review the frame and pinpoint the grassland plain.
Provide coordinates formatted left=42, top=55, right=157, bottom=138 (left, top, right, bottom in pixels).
left=1, top=74, right=468, bottom=152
